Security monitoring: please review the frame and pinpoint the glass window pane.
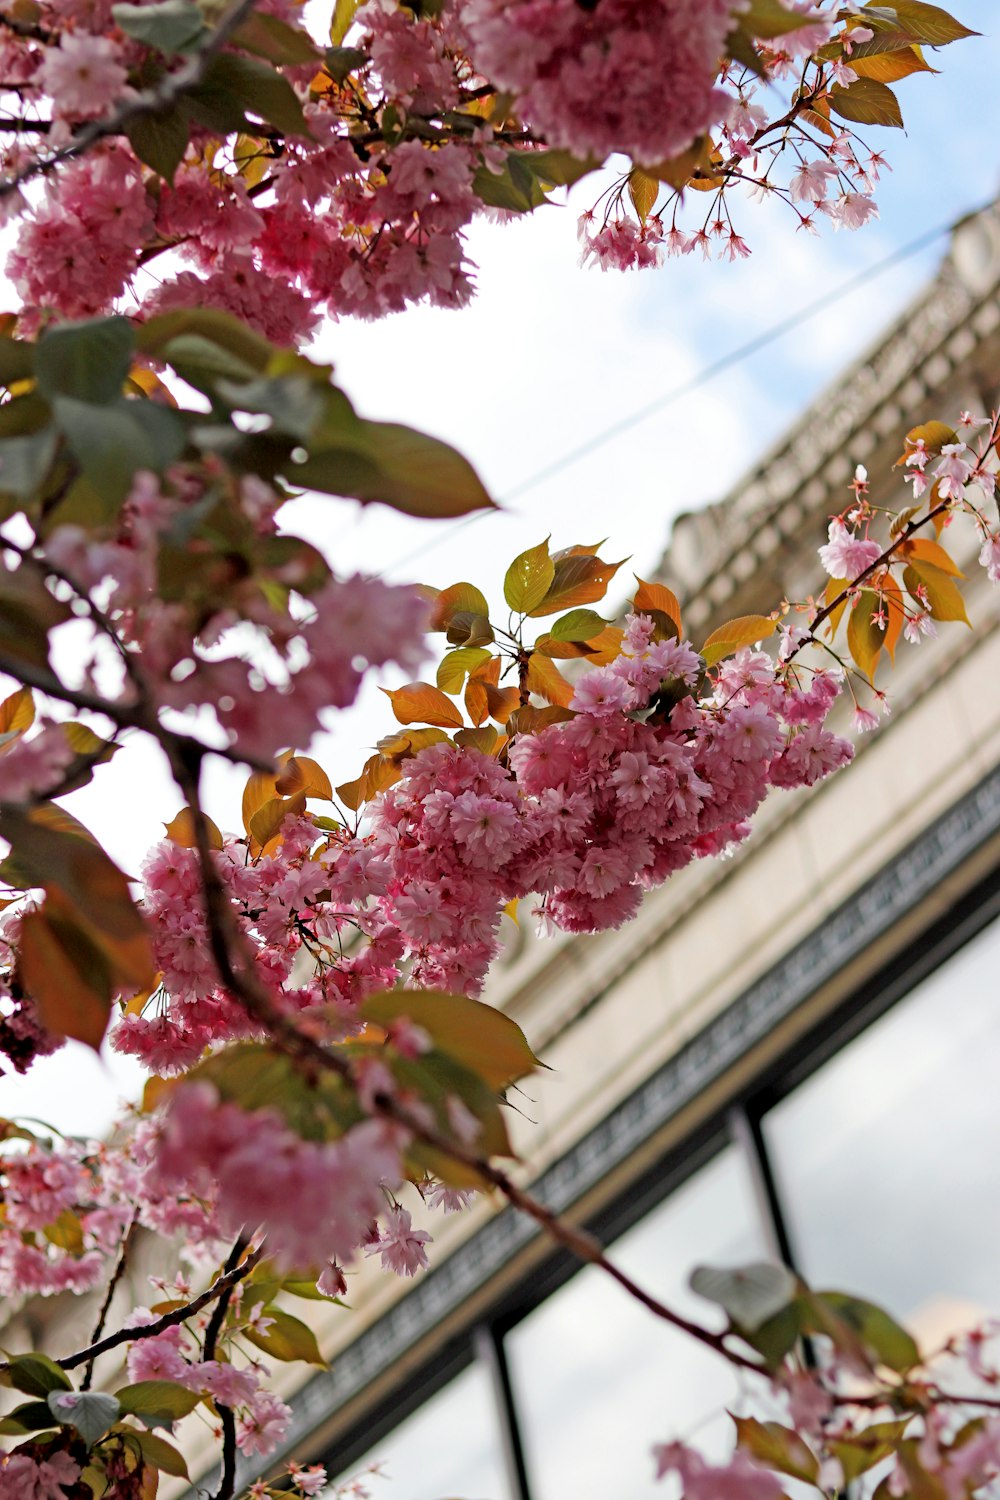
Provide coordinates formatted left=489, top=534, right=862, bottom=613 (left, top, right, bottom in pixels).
left=763, top=916, right=1000, bottom=1345
left=505, top=1146, right=768, bottom=1500
left=332, top=1362, right=512, bottom=1500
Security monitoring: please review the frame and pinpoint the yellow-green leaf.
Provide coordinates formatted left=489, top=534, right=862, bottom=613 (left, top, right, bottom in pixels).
left=830, top=76, right=903, bottom=128
left=700, top=614, right=776, bottom=667
left=436, top=647, right=492, bottom=694
left=627, top=167, right=659, bottom=225
left=362, top=989, right=542, bottom=1092
left=244, top=1307, right=326, bottom=1365
left=0, top=685, right=34, bottom=735
left=847, top=589, right=885, bottom=681
left=528, top=554, right=626, bottom=617
left=504, top=540, right=554, bottom=614
left=902, top=561, right=970, bottom=625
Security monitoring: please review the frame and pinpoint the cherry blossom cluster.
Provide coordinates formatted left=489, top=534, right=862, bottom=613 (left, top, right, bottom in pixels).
left=37, top=468, right=428, bottom=763
left=0, top=0, right=945, bottom=331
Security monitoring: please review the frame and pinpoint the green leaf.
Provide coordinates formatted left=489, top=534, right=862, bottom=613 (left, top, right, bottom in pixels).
left=47, top=1390, right=121, bottom=1446
left=816, top=1292, right=920, bottom=1371
left=473, top=155, right=549, bottom=213
left=0, top=565, right=70, bottom=670
left=733, top=1416, right=820, bottom=1483
left=504, top=540, right=554, bottom=614
left=244, top=1307, right=326, bottom=1365
left=112, top=0, right=205, bottom=52
left=744, top=0, right=824, bottom=36
left=52, top=396, right=185, bottom=504
left=1, top=1353, right=73, bottom=1398
left=126, top=1428, right=190, bottom=1478
left=549, top=608, right=607, bottom=643
left=36, top=317, right=135, bottom=405
left=0, top=1399, right=57, bottom=1434
left=0, top=429, right=59, bottom=503
left=137, top=309, right=273, bottom=372
left=115, top=1381, right=201, bottom=1425
left=873, top=0, right=978, bottom=44
left=126, top=107, right=191, bottom=181
left=324, top=44, right=366, bottom=82
left=689, top=1262, right=798, bottom=1331
left=288, top=421, right=495, bottom=519
left=362, top=989, right=542, bottom=1093
left=233, top=11, right=319, bottom=65
left=830, top=77, right=904, bottom=128
left=0, top=335, right=35, bottom=390
left=189, top=54, right=310, bottom=139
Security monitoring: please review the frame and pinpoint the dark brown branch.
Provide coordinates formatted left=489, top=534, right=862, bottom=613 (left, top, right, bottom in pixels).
left=204, top=1236, right=249, bottom=1500
left=164, top=751, right=765, bottom=1378
left=51, top=1240, right=264, bottom=1372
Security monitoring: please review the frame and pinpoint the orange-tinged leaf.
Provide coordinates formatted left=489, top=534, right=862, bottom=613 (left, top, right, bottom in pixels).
left=0, top=806, right=153, bottom=989
left=897, top=420, right=958, bottom=465
left=242, top=769, right=279, bottom=839
left=164, top=807, right=224, bottom=851
left=504, top=539, right=554, bottom=614
left=524, top=653, right=574, bottom=708
left=628, top=166, right=659, bottom=225
left=880, top=573, right=906, bottom=663
left=506, top=704, right=574, bottom=737
left=454, top=726, right=504, bottom=755
left=0, top=686, right=34, bottom=736
left=823, top=576, right=850, bottom=639
left=383, top=682, right=464, bottom=730
left=249, top=793, right=307, bottom=848
left=632, top=577, right=682, bottom=636
left=429, top=582, right=489, bottom=632
left=847, top=589, right=885, bottom=681
left=897, top=537, right=964, bottom=577
left=18, top=906, right=112, bottom=1051
left=701, top=615, right=776, bottom=667
left=362, top=989, right=542, bottom=1092
left=484, top=683, right=520, bottom=724
left=274, top=754, right=333, bottom=800
left=851, top=44, right=935, bottom=82
left=528, top=554, right=626, bottom=617
left=141, top=1075, right=179, bottom=1114
left=378, top=726, right=452, bottom=761
left=582, top=625, right=625, bottom=665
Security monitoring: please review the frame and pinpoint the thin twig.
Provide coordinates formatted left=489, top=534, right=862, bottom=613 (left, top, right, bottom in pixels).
left=205, top=1236, right=249, bottom=1500
left=49, top=1240, right=264, bottom=1372
left=80, top=1215, right=139, bottom=1391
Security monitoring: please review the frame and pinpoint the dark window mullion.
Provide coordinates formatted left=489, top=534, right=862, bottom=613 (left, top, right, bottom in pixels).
left=473, top=1324, right=534, bottom=1500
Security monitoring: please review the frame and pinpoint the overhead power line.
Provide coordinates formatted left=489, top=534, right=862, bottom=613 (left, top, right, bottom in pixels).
left=380, top=198, right=990, bottom=578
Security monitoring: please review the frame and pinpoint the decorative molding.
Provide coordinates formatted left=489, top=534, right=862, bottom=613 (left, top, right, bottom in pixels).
left=200, top=758, right=1000, bottom=1496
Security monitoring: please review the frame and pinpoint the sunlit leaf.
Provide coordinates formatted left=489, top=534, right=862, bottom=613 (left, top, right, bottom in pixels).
left=902, top=560, right=970, bottom=624
left=830, top=76, right=903, bottom=128
left=528, top=554, right=626, bottom=617
left=164, top=807, right=224, bottom=851
left=504, top=540, right=554, bottom=614
left=700, top=614, right=776, bottom=667
left=363, top=989, right=542, bottom=1092
left=847, top=589, right=885, bottom=681
left=436, top=647, right=493, bottom=694
left=627, top=167, right=659, bottom=225
left=0, top=685, right=34, bottom=736
left=524, top=653, right=574, bottom=708
left=383, top=682, right=464, bottom=730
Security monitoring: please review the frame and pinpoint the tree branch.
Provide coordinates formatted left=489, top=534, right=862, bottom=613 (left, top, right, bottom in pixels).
left=50, top=1240, right=264, bottom=1372
left=0, top=0, right=262, bottom=202
left=80, top=1214, right=139, bottom=1391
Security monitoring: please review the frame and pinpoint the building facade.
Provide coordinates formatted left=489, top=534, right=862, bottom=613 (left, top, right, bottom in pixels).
left=184, top=201, right=1000, bottom=1500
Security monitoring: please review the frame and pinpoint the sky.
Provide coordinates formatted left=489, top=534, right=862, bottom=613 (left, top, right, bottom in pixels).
left=2, top=0, right=999, bottom=1135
